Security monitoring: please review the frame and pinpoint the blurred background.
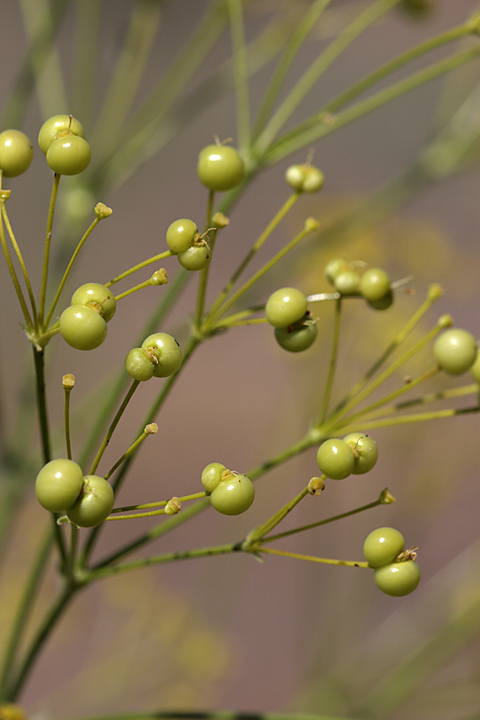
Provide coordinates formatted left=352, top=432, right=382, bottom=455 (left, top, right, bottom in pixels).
left=2, top=1, right=480, bottom=719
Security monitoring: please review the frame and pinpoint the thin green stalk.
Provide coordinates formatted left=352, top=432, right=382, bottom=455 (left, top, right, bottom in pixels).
left=194, top=198, right=217, bottom=329
left=109, top=491, right=208, bottom=515
left=206, top=218, right=317, bottom=328
left=1, top=204, right=37, bottom=329
left=217, top=316, right=267, bottom=329
left=89, top=380, right=140, bottom=476
left=259, top=546, right=369, bottom=568
left=255, top=0, right=403, bottom=154
left=205, top=192, right=301, bottom=322
left=86, top=543, right=240, bottom=582
left=4, top=585, right=76, bottom=702
left=338, top=406, right=478, bottom=434
left=67, top=524, right=79, bottom=583
left=261, top=492, right=389, bottom=544
left=44, top=216, right=101, bottom=327
left=323, top=323, right=443, bottom=432
left=328, top=286, right=443, bottom=418
left=91, top=0, right=162, bottom=160
left=0, top=527, right=53, bottom=699
left=252, top=0, right=333, bottom=141
left=245, top=486, right=310, bottom=546
left=63, top=379, right=73, bottom=460
left=38, top=173, right=60, bottom=326
left=105, top=250, right=173, bottom=287
left=228, top=0, right=250, bottom=153
left=0, top=202, right=33, bottom=329
left=316, top=297, right=342, bottom=425
left=264, top=43, right=480, bottom=165
left=104, top=427, right=154, bottom=481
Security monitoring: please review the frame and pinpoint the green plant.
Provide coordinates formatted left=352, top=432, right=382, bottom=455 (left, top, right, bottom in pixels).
left=2, top=3, right=480, bottom=720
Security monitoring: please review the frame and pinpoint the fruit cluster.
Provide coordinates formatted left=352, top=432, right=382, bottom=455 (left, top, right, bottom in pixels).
left=326, top=259, right=393, bottom=310
left=60, top=282, right=116, bottom=350
left=201, top=462, right=255, bottom=515
left=125, top=332, right=183, bottom=381
left=265, top=287, right=318, bottom=352
left=317, top=433, right=378, bottom=480
left=363, top=527, right=421, bottom=596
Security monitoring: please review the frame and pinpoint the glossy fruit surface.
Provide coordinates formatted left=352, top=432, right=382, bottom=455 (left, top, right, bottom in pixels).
left=210, top=472, right=254, bottom=515
left=125, top=348, right=155, bottom=381
left=166, top=219, right=198, bottom=253
left=363, top=527, right=405, bottom=568
left=316, top=438, right=355, bottom=480
left=285, top=164, right=305, bottom=191
left=141, top=333, right=182, bottom=377
left=46, top=135, right=91, bottom=175
left=38, top=115, right=85, bottom=154
left=35, top=458, right=84, bottom=513
left=265, top=288, right=308, bottom=329
left=433, top=328, right=478, bottom=375
left=177, top=244, right=211, bottom=271
left=66, top=475, right=114, bottom=527
left=325, top=258, right=347, bottom=286
left=367, top=292, right=394, bottom=311
left=71, top=283, right=116, bottom=322
left=360, top=268, right=391, bottom=302
left=0, top=130, right=34, bottom=177
left=197, top=144, right=244, bottom=191
left=60, top=305, right=107, bottom=350
left=374, top=560, right=421, bottom=597
left=343, top=432, right=378, bottom=474
left=201, top=462, right=226, bottom=493
left=334, top=269, right=361, bottom=295
left=274, top=321, right=317, bottom=352
left=302, top=167, right=325, bottom=193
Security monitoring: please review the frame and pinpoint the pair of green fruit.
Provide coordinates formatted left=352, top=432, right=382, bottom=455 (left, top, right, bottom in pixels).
left=38, top=115, right=91, bottom=175
left=317, top=434, right=378, bottom=480
left=35, top=458, right=114, bottom=527
left=363, top=527, right=421, bottom=597
left=265, top=287, right=318, bottom=353
left=125, top=332, right=183, bottom=381
left=325, top=259, right=393, bottom=310
left=166, top=218, right=211, bottom=271
left=201, top=462, right=255, bottom=515
left=60, top=283, right=116, bottom=351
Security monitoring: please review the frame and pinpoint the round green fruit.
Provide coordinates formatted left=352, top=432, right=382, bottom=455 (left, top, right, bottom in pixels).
left=360, top=268, right=391, bottom=302
left=201, top=462, right=226, bottom=493
left=433, top=328, right=478, bottom=375
left=35, top=458, right=84, bottom=513
left=363, top=527, right=405, bottom=568
left=125, top=348, right=155, bottom=381
left=265, top=287, right=308, bottom=329
left=38, top=115, right=85, bottom=155
left=141, top=333, right=182, bottom=377
left=46, top=135, right=91, bottom=175
left=60, top=305, right=107, bottom=351
left=0, top=130, right=34, bottom=177
left=302, top=166, right=325, bottom=193
left=325, top=258, right=347, bottom=286
left=210, top=472, right=255, bottom=515
left=274, top=321, right=317, bottom=353
left=334, top=269, right=361, bottom=295
left=71, top=282, right=116, bottom=322
left=374, top=560, right=421, bottom=597
left=197, top=144, right=245, bottom=192
left=66, top=475, right=114, bottom=528
left=166, top=219, right=198, bottom=253
left=316, top=438, right=355, bottom=480
left=177, top=244, right=211, bottom=271
left=343, top=432, right=378, bottom=474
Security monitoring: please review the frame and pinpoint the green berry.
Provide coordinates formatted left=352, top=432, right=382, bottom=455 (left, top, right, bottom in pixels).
left=46, top=135, right=91, bottom=175
left=60, top=305, right=107, bottom=351
left=66, top=475, right=114, bottom=528
left=35, top=458, right=84, bottom=513
left=141, top=333, right=182, bottom=377
left=366, top=292, right=394, bottom=311
left=38, top=115, right=85, bottom=155
left=325, top=258, right=347, bottom=286
left=71, top=283, right=116, bottom=323
left=0, top=130, right=34, bottom=177
left=210, top=472, right=255, bottom=515
left=363, top=527, right=405, bottom=568
left=316, top=438, right=355, bottom=480
left=360, top=268, right=391, bottom=302
left=177, top=243, right=211, bottom=271
left=265, top=288, right=308, bottom=329
left=166, top=219, right=198, bottom=253
left=201, top=462, right=226, bottom=493
left=374, top=560, right=421, bottom=597
left=302, top=166, right=324, bottom=193
left=285, top=165, right=306, bottom=192
left=197, top=144, right=244, bottom=192
left=433, top=328, right=478, bottom=375
left=334, top=269, right=361, bottom=295
left=125, top=348, right=156, bottom=381
left=274, top=320, right=317, bottom=352
left=343, top=432, right=378, bottom=474
left=470, top=352, right=480, bottom=383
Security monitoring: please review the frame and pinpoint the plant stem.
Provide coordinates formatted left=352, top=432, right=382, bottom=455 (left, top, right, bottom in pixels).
left=105, top=250, right=173, bottom=287
left=110, top=491, right=208, bottom=515
left=245, top=486, right=310, bottom=546
left=0, top=201, right=33, bottom=329
left=316, top=297, right=342, bottom=425
left=38, top=173, right=60, bottom=326
left=338, top=406, right=479, bottom=434
left=259, top=546, right=369, bottom=568
left=1, top=204, right=37, bottom=329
